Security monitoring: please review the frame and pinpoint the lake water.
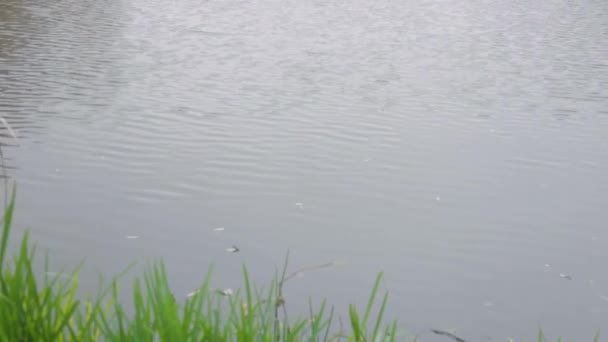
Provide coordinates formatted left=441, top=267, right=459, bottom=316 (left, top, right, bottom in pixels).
left=1, top=0, right=608, bottom=339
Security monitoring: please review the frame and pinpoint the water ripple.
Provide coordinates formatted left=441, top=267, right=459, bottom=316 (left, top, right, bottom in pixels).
left=1, top=0, right=608, bottom=337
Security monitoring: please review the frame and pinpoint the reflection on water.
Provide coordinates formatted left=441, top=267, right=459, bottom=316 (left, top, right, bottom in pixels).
left=1, top=0, right=608, bottom=339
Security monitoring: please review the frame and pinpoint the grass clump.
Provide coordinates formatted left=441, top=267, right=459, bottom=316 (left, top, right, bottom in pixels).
left=0, top=185, right=398, bottom=341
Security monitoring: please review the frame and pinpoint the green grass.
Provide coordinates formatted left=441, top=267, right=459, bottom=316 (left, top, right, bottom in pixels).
left=0, top=185, right=603, bottom=341
left=0, top=186, right=398, bottom=341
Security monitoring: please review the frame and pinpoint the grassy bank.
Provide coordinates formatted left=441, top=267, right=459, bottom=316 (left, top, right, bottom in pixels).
left=0, top=186, right=603, bottom=342
left=0, top=187, right=398, bottom=341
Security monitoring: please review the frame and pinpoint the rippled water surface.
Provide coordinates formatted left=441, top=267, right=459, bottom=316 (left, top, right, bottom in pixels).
left=2, top=0, right=608, bottom=339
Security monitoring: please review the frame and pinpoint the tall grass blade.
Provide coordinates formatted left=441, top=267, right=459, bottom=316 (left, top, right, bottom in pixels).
left=0, top=186, right=16, bottom=275
left=371, top=292, right=389, bottom=340
left=362, top=272, right=384, bottom=329
left=349, top=304, right=363, bottom=341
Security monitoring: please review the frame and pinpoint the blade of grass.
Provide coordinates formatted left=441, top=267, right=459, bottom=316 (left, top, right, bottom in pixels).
left=0, top=186, right=16, bottom=275
left=371, top=292, right=389, bottom=340
left=362, top=272, right=384, bottom=329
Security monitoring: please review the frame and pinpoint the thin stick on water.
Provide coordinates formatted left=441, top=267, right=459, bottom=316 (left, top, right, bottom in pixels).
left=275, top=250, right=290, bottom=341
left=283, top=261, right=338, bottom=284
left=272, top=251, right=342, bottom=340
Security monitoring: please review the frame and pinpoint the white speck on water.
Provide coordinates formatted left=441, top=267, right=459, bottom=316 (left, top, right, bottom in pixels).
left=544, top=264, right=551, bottom=268
left=225, top=245, right=239, bottom=253
left=186, top=290, right=199, bottom=298
left=435, top=196, right=441, bottom=201
left=125, top=235, right=139, bottom=239
left=295, top=202, right=304, bottom=208
left=363, top=159, right=370, bottom=162
left=218, top=288, right=233, bottom=296
left=559, top=273, right=573, bottom=280
left=213, top=227, right=225, bottom=232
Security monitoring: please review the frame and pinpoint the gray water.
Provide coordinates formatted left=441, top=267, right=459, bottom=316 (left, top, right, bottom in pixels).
left=1, top=0, right=608, bottom=339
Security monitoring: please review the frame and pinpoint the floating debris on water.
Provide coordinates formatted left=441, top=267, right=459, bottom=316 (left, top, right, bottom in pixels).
left=216, top=288, right=234, bottom=296
left=213, top=227, right=225, bottom=232
left=186, top=290, right=199, bottom=298
left=435, top=196, right=441, bottom=201
left=430, top=329, right=468, bottom=342
left=225, top=245, right=240, bottom=253
left=559, top=273, right=573, bottom=280
left=125, top=235, right=139, bottom=239
left=295, top=202, right=304, bottom=209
